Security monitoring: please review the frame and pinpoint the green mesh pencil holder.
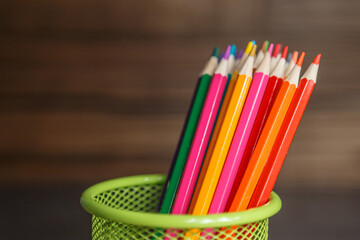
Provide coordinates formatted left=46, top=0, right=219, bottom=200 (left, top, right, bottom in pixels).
left=81, top=174, right=281, bottom=239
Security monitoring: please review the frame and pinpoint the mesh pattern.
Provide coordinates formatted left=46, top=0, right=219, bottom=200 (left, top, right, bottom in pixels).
left=91, top=182, right=269, bottom=240
left=93, top=184, right=162, bottom=212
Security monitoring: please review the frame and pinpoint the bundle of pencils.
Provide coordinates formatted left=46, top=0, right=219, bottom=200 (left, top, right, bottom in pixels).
left=158, top=40, right=321, bottom=219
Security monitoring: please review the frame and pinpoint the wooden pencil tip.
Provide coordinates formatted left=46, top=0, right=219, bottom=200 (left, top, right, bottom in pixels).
left=265, top=40, right=270, bottom=51
left=286, top=53, right=292, bottom=62
left=250, top=45, right=257, bottom=57
left=230, top=44, right=237, bottom=57
left=236, top=49, right=244, bottom=59
left=224, top=45, right=231, bottom=60
left=272, top=43, right=281, bottom=57
left=245, top=41, right=253, bottom=54
left=292, top=51, right=299, bottom=63
left=219, top=52, right=224, bottom=61
left=297, top=52, right=305, bottom=67
left=313, top=54, right=321, bottom=64
left=261, top=41, right=267, bottom=52
left=281, top=46, right=288, bottom=59
left=267, top=43, right=274, bottom=56
left=212, top=47, right=219, bottom=57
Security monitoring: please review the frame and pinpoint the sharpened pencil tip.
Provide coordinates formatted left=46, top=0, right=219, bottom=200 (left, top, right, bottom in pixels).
left=286, top=53, right=292, bottom=62
left=261, top=41, right=267, bottom=52
left=212, top=47, right=219, bottom=57
left=272, top=43, right=281, bottom=57
left=297, top=52, right=305, bottom=66
left=230, top=44, right=237, bottom=56
left=313, top=54, right=321, bottom=64
left=292, top=51, right=299, bottom=63
left=250, top=45, right=257, bottom=57
left=236, top=49, right=244, bottom=59
left=245, top=41, right=253, bottom=54
left=219, top=52, right=224, bottom=62
left=281, top=46, right=288, bottom=59
left=251, top=40, right=256, bottom=45
left=267, top=43, right=274, bottom=55
left=224, top=45, right=231, bottom=60
left=265, top=40, right=270, bottom=51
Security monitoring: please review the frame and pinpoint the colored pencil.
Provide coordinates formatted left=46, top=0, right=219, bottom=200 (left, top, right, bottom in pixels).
left=224, top=45, right=289, bottom=212
left=227, top=44, right=237, bottom=79
left=234, top=49, right=244, bottom=69
left=234, top=41, right=254, bottom=71
left=219, top=52, right=225, bottom=62
left=270, top=43, right=282, bottom=71
left=229, top=52, right=305, bottom=212
left=271, top=46, right=288, bottom=76
left=251, top=40, right=256, bottom=48
left=235, top=49, right=244, bottom=66
left=171, top=45, right=231, bottom=214
left=158, top=48, right=219, bottom=214
left=188, top=46, right=239, bottom=214
left=248, top=54, right=321, bottom=208
left=222, top=45, right=237, bottom=110
left=284, top=52, right=292, bottom=72
left=189, top=45, right=256, bottom=216
left=254, top=40, right=269, bottom=70
left=209, top=44, right=274, bottom=214
left=284, top=51, right=299, bottom=78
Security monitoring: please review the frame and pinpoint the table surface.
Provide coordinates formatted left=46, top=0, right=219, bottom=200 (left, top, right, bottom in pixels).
left=1, top=186, right=358, bottom=240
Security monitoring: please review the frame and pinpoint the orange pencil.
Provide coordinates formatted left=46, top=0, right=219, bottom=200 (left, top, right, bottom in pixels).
left=229, top=52, right=305, bottom=212
left=248, top=54, right=321, bottom=208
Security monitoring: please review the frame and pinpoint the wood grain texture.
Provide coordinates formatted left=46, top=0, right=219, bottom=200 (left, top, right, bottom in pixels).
left=0, top=0, right=359, bottom=187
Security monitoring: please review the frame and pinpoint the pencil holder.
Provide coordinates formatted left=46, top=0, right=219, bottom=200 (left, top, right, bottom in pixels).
left=81, top=174, right=281, bottom=239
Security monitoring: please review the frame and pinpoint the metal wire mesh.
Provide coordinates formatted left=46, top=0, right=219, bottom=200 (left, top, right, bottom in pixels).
left=90, top=182, right=269, bottom=239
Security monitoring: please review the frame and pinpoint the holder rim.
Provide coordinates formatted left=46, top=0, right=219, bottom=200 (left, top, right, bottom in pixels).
left=80, top=174, right=281, bottom=228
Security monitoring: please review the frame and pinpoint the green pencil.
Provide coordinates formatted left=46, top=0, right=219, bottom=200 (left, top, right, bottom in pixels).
left=158, top=47, right=219, bottom=214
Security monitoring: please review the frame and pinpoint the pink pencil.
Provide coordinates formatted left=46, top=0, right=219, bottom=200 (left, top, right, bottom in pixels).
left=208, top=44, right=274, bottom=214
left=171, top=45, right=231, bottom=214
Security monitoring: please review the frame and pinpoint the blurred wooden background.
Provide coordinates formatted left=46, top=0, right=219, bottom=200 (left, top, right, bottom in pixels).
left=0, top=0, right=359, bottom=189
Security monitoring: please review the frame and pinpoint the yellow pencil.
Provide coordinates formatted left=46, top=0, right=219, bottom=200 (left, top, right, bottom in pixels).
left=234, top=41, right=254, bottom=71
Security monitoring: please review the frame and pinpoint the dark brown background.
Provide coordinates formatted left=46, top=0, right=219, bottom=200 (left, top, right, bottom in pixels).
left=0, top=0, right=359, bottom=239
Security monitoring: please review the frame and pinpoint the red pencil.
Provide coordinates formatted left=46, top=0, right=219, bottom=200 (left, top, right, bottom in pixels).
left=224, top=46, right=288, bottom=211
left=248, top=54, right=321, bottom=208
left=270, top=43, right=282, bottom=71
